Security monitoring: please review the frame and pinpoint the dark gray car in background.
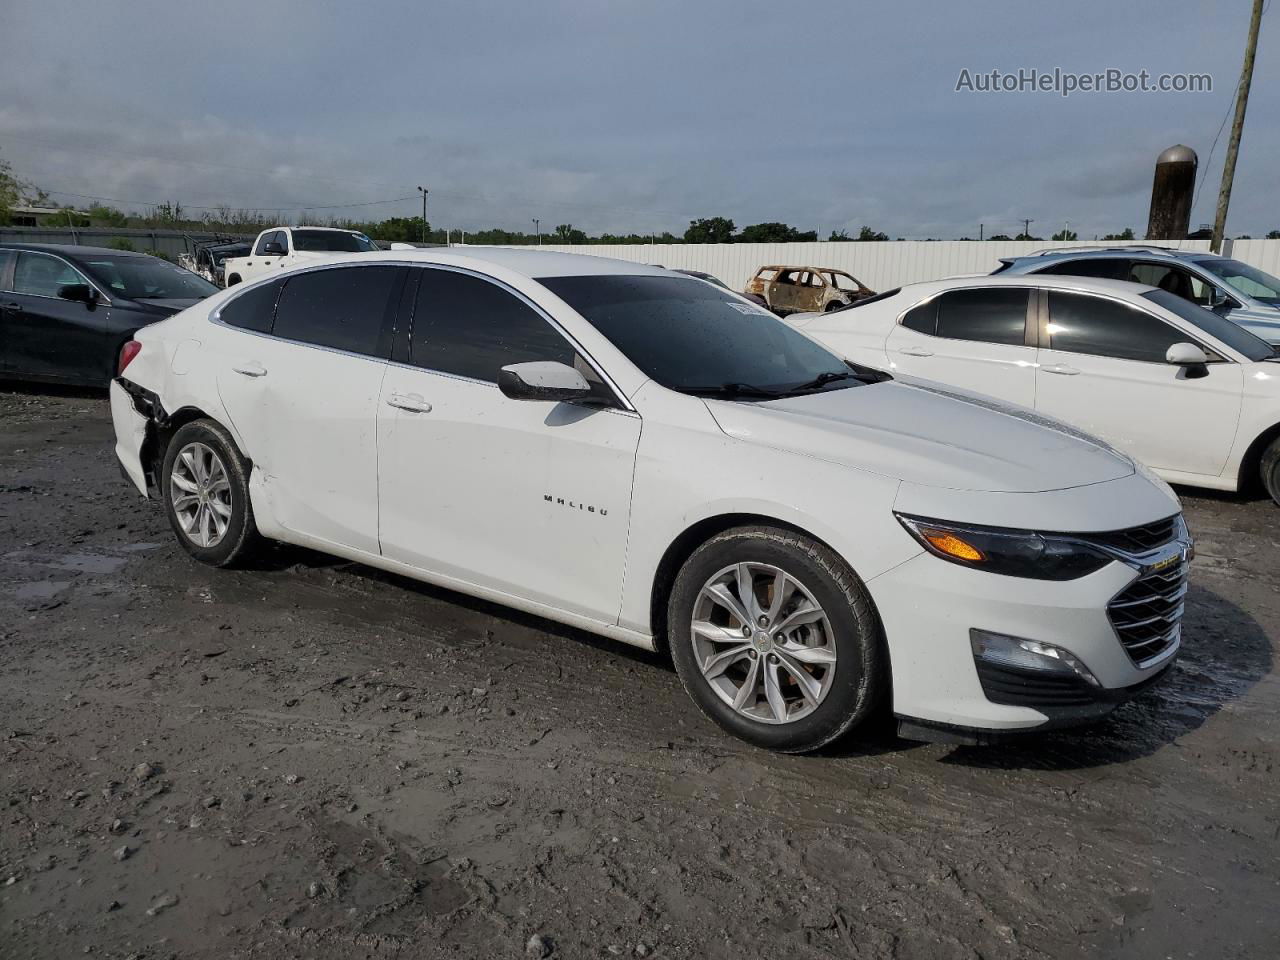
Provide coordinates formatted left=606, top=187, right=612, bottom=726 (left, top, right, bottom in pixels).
left=0, top=243, right=218, bottom=386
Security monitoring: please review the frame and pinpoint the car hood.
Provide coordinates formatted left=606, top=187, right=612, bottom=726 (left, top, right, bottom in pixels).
left=1228, top=305, right=1280, bottom=344
left=705, top=378, right=1135, bottom=493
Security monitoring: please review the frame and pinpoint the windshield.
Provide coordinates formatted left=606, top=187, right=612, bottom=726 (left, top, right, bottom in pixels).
left=82, top=255, right=218, bottom=300
left=1195, top=257, right=1280, bottom=305
left=291, top=229, right=379, bottom=253
left=1142, top=289, right=1274, bottom=361
left=540, top=274, right=879, bottom=398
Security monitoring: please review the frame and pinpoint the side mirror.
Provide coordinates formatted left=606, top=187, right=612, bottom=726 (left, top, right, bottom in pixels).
left=1166, top=342, right=1209, bottom=366
left=263, top=241, right=286, bottom=255
left=1207, top=287, right=1230, bottom=310
left=498, top=361, right=592, bottom=402
left=57, top=283, right=97, bottom=306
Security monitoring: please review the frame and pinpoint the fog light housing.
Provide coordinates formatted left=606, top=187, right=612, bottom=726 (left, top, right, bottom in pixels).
left=970, top=629, right=1100, bottom=687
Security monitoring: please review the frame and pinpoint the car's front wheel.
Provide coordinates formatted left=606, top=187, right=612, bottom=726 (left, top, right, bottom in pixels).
left=1262, top=435, right=1280, bottom=507
left=667, top=525, right=885, bottom=752
left=161, top=419, right=264, bottom=567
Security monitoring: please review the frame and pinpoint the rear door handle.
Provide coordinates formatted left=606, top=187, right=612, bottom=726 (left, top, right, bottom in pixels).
left=1041, top=363, right=1080, bottom=376
left=386, top=392, right=432, bottom=413
left=898, top=346, right=934, bottom=357
left=232, top=361, right=267, bottom=377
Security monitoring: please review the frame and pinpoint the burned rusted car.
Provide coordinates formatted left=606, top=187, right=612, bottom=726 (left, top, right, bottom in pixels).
left=746, top=266, right=875, bottom=315
left=178, top=239, right=251, bottom=287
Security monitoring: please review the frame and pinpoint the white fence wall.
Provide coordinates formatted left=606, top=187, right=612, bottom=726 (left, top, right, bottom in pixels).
left=485, top=238, right=1280, bottom=293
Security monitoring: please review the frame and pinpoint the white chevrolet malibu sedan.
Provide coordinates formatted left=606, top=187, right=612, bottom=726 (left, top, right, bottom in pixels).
left=110, top=250, right=1190, bottom=751
left=788, top=275, right=1280, bottom=505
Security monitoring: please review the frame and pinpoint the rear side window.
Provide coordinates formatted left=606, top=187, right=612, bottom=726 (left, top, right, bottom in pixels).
left=934, top=288, right=1029, bottom=345
left=219, top=278, right=284, bottom=334
left=0, top=249, right=15, bottom=289
left=1046, top=291, right=1184, bottom=363
left=409, top=268, right=576, bottom=381
left=901, top=299, right=937, bottom=334
left=1037, top=258, right=1128, bottom=280
left=272, top=266, right=403, bottom=357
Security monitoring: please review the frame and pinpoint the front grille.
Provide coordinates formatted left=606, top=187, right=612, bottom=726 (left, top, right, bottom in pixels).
left=1108, top=561, right=1188, bottom=666
left=1085, top=515, right=1180, bottom=554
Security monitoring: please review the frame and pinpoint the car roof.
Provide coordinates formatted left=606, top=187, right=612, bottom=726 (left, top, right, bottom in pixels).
left=0, top=242, right=150, bottom=258
left=891, top=273, right=1163, bottom=299
left=1004, top=245, right=1222, bottom=267
left=303, top=247, right=676, bottom=280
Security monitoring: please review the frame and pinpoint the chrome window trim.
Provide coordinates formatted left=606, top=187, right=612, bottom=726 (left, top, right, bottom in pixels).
left=3, top=250, right=114, bottom=305
left=210, top=259, right=637, bottom=414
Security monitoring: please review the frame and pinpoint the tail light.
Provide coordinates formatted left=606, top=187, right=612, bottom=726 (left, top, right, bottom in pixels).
left=118, top=340, right=142, bottom=375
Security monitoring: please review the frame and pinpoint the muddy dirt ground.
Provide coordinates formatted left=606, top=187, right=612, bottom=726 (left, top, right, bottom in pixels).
left=0, top=385, right=1277, bottom=960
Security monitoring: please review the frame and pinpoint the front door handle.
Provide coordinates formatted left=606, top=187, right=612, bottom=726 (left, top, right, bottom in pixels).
left=1041, top=363, right=1080, bottom=376
left=386, top=392, right=432, bottom=413
left=232, top=361, right=267, bottom=378
left=898, top=346, right=934, bottom=357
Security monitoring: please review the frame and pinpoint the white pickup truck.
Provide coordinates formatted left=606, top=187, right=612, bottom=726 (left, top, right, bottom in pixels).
left=223, top=226, right=380, bottom=287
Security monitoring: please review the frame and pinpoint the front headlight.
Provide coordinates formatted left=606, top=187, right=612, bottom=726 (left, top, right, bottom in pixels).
left=895, top=514, right=1111, bottom=581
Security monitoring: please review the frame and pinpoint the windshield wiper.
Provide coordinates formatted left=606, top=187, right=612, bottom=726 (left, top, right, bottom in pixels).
left=786, top=370, right=860, bottom=393
left=684, top=382, right=785, bottom=400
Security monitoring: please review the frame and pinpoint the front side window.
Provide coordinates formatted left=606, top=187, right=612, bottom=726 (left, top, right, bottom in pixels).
left=81, top=255, right=217, bottom=300
left=933, top=288, right=1029, bottom=345
left=272, top=265, right=403, bottom=357
left=0, top=249, right=16, bottom=289
left=1046, top=291, right=1184, bottom=363
left=1142, top=289, right=1273, bottom=361
left=1195, top=257, right=1280, bottom=305
left=12, top=252, right=84, bottom=297
left=540, top=274, right=873, bottom=398
left=291, top=230, right=378, bottom=253
left=409, top=268, right=580, bottom=383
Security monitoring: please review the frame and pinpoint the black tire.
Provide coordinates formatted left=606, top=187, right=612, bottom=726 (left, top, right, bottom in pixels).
left=1262, top=436, right=1280, bottom=507
left=667, top=525, right=885, bottom=753
left=160, top=418, right=264, bottom=567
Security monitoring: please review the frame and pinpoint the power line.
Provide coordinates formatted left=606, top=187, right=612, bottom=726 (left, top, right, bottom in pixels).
left=38, top=186, right=418, bottom=212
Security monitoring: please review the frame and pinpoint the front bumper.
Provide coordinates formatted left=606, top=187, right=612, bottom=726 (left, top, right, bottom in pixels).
left=866, top=543, right=1186, bottom=736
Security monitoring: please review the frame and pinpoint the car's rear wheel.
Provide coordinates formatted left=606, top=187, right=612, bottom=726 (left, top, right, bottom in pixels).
left=161, top=419, right=264, bottom=567
left=1262, top=435, right=1280, bottom=507
left=667, top=525, right=885, bottom=752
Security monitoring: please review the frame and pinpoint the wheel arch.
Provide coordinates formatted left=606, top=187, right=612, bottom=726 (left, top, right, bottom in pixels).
left=647, top=512, right=853, bottom=654
left=144, top=405, right=248, bottom=496
left=1237, top=419, right=1280, bottom=495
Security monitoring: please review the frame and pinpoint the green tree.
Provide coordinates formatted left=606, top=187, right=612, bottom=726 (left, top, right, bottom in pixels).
left=0, top=153, right=28, bottom=224
left=736, top=222, right=817, bottom=243
left=1102, top=228, right=1135, bottom=241
left=1052, top=229, right=1078, bottom=241
left=684, top=216, right=735, bottom=243
left=88, top=204, right=130, bottom=227
left=828, top=229, right=850, bottom=241
left=987, top=234, right=1012, bottom=241
left=553, top=223, right=588, bottom=244
left=1267, top=230, right=1280, bottom=239
left=856, top=226, right=889, bottom=241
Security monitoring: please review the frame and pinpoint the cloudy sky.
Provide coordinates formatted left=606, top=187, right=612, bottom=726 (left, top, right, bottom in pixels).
left=2, top=0, right=1276, bottom=239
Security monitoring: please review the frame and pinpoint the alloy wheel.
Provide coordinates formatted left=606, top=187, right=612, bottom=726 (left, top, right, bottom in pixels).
left=170, top=441, right=232, bottom=548
left=690, top=562, right=837, bottom=724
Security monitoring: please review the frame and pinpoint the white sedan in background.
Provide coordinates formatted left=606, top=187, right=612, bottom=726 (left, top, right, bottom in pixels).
left=788, top=276, right=1280, bottom=506
left=111, top=251, right=1187, bottom=750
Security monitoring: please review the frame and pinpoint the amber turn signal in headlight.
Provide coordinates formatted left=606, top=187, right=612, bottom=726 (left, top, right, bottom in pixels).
left=895, top=513, right=1112, bottom=581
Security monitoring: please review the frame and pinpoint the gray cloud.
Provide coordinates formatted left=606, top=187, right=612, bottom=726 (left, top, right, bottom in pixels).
left=1, top=0, right=1275, bottom=239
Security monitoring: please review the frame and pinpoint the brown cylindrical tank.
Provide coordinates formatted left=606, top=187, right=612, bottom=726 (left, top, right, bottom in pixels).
left=1146, top=145, right=1197, bottom=240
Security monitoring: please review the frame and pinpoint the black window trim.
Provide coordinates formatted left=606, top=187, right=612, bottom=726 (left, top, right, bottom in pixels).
left=397, top=263, right=635, bottom=413
left=4, top=249, right=113, bottom=304
left=1034, top=287, right=1233, bottom=365
left=894, top=285, right=1037, bottom=348
left=211, top=261, right=636, bottom=414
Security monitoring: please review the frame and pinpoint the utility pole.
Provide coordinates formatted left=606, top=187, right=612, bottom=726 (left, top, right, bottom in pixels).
left=532, top=218, right=540, bottom=246
left=417, top=186, right=428, bottom=245
left=979, top=223, right=984, bottom=241
left=1021, top=218, right=1034, bottom=239
left=1212, top=0, right=1264, bottom=254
